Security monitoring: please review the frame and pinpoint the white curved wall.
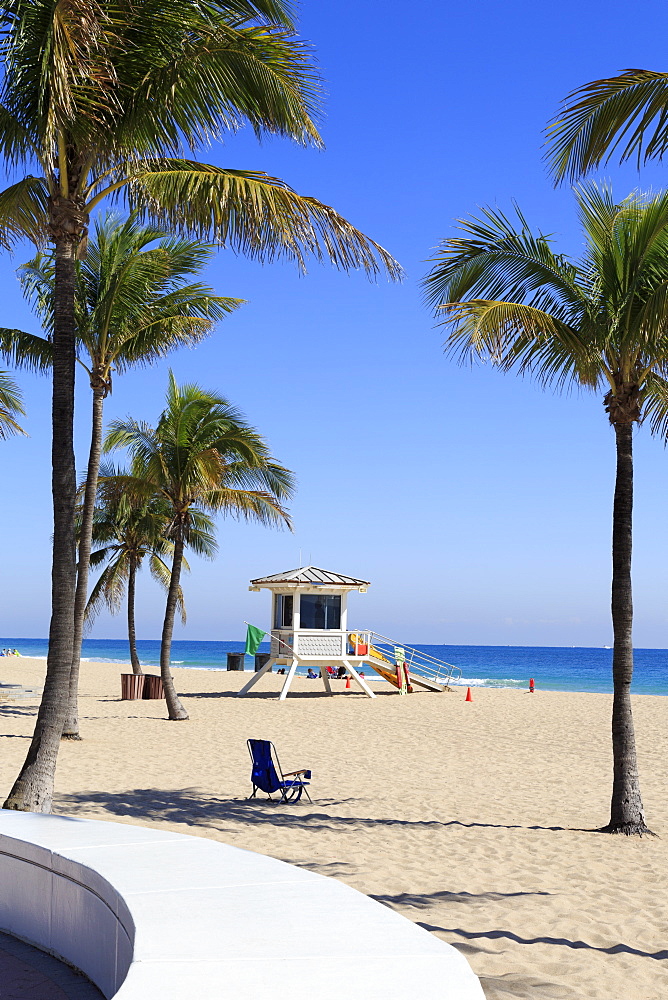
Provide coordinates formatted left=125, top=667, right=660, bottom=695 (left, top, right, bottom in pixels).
left=0, top=812, right=485, bottom=1000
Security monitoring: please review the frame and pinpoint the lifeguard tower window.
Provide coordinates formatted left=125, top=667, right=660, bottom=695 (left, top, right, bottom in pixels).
left=300, top=594, right=341, bottom=630
left=274, top=594, right=293, bottom=628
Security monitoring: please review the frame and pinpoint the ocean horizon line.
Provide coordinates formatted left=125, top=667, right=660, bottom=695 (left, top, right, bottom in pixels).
left=3, top=636, right=668, bottom=651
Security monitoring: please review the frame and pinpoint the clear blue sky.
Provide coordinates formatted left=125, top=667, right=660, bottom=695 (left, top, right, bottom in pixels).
left=4, top=0, right=668, bottom=646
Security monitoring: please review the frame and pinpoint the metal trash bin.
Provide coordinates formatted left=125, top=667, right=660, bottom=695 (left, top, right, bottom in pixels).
left=254, top=652, right=272, bottom=673
left=121, top=674, right=145, bottom=700
left=227, top=652, right=244, bottom=671
left=142, top=674, right=164, bottom=699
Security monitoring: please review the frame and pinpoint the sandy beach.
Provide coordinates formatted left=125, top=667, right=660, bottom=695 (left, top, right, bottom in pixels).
left=1, top=657, right=667, bottom=1000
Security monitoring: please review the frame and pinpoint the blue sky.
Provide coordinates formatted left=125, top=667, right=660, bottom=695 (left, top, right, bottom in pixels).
left=4, top=0, right=668, bottom=646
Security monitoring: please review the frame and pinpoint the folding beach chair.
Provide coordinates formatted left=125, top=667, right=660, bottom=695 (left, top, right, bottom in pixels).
left=247, top=739, right=312, bottom=803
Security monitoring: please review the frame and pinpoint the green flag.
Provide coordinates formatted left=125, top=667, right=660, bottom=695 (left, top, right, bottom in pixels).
left=244, top=624, right=266, bottom=657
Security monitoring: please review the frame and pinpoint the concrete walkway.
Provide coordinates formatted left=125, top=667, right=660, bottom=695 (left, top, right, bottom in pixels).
left=0, top=811, right=485, bottom=1000
left=0, top=931, right=102, bottom=1000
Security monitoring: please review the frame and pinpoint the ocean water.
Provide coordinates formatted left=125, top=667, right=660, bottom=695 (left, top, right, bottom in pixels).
left=2, top=638, right=668, bottom=695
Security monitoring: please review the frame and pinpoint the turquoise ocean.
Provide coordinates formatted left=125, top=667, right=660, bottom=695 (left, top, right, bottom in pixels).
left=2, top=638, right=668, bottom=695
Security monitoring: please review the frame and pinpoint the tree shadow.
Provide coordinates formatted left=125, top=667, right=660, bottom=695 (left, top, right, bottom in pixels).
left=440, top=819, right=585, bottom=833
left=286, top=858, right=359, bottom=876
left=478, top=971, right=577, bottom=999
left=371, top=889, right=554, bottom=909
left=55, top=787, right=456, bottom=832
left=0, top=705, right=37, bottom=717
left=416, top=923, right=668, bottom=961
left=80, top=713, right=171, bottom=721
left=54, top=787, right=592, bottom=836
left=181, top=688, right=392, bottom=700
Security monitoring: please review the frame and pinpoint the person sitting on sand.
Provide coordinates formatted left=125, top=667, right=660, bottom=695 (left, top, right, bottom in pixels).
left=337, top=665, right=346, bottom=679
left=307, top=668, right=317, bottom=679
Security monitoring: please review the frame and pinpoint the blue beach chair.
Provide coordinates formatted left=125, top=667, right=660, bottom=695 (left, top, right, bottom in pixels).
left=247, top=739, right=312, bottom=803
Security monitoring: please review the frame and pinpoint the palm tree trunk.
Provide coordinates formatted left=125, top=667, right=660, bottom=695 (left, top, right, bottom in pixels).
left=63, top=384, right=106, bottom=739
left=3, top=236, right=78, bottom=811
left=603, top=421, right=651, bottom=834
left=127, top=554, right=143, bottom=675
left=160, top=532, right=189, bottom=720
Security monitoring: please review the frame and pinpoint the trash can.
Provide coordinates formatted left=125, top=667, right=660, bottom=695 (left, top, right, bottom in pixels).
left=227, top=652, right=244, bottom=671
left=254, top=652, right=272, bottom=673
left=142, top=674, right=164, bottom=699
left=121, top=674, right=145, bottom=700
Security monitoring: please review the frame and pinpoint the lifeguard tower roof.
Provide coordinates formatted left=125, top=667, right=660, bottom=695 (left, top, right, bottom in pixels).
left=250, top=565, right=370, bottom=588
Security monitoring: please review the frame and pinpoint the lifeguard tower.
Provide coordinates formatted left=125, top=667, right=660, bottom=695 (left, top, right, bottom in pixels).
left=238, top=566, right=462, bottom=700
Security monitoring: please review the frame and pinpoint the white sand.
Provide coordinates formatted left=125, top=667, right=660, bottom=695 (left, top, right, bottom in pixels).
left=1, top=657, right=667, bottom=1000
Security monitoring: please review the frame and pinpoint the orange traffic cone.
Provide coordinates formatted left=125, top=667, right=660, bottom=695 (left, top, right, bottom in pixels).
left=465, top=687, right=472, bottom=702
left=345, top=675, right=351, bottom=689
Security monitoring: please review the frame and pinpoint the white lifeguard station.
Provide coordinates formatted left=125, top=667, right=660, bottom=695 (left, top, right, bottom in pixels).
left=238, top=565, right=463, bottom=701
left=238, top=565, right=376, bottom=700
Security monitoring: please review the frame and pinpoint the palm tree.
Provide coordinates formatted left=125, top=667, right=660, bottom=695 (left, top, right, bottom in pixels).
left=84, top=472, right=216, bottom=674
left=547, top=70, right=668, bottom=183
left=8, top=212, right=240, bottom=738
left=0, top=370, right=25, bottom=438
left=422, top=183, right=668, bottom=835
left=103, top=372, right=293, bottom=720
left=1, top=1, right=400, bottom=812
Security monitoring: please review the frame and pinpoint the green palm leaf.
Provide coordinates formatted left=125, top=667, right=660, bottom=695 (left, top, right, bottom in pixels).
left=0, top=176, right=49, bottom=248
left=110, top=162, right=402, bottom=276
left=547, top=70, right=668, bottom=182
left=0, top=368, right=26, bottom=437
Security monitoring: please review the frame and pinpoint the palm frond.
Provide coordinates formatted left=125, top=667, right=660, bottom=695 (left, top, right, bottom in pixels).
left=547, top=70, right=668, bottom=182
left=423, top=203, right=586, bottom=326
left=114, top=21, right=323, bottom=153
left=118, top=161, right=403, bottom=278
left=0, top=102, right=43, bottom=167
left=149, top=553, right=187, bottom=623
left=0, top=176, right=49, bottom=248
left=0, top=369, right=26, bottom=437
left=112, top=290, right=242, bottom=372
left=84, top=550, right=129, bottom=625
left=205, top=487, right=292, bottom=527
left=89, top=545, right=115, bottom=567
left=422, top=185, right=668, bottom=424
left=643, top=371, right=668, bottom=438
left=439, top=299, right=593, bottom=389
left=0, top=327, right=52, bottom=371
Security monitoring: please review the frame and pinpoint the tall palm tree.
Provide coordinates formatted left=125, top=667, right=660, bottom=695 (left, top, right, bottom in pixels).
left=83, top=472, right=214, bottom=674
left=7, top=212, right=240, bottom=738
left=0, top=1, right=401, bottom=812
left=0, top=370, right=25, bottom=438
left=547, top=70, right=668, bottom=183
left=103, top=372, right=294, bottom=720
left=422, top=183, right=668, bottom=835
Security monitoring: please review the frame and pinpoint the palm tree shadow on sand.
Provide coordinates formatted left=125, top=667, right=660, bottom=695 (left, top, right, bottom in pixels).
left=417, top=921, right=668, bottom=962
left=54, top=787, right=588, bottom=834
